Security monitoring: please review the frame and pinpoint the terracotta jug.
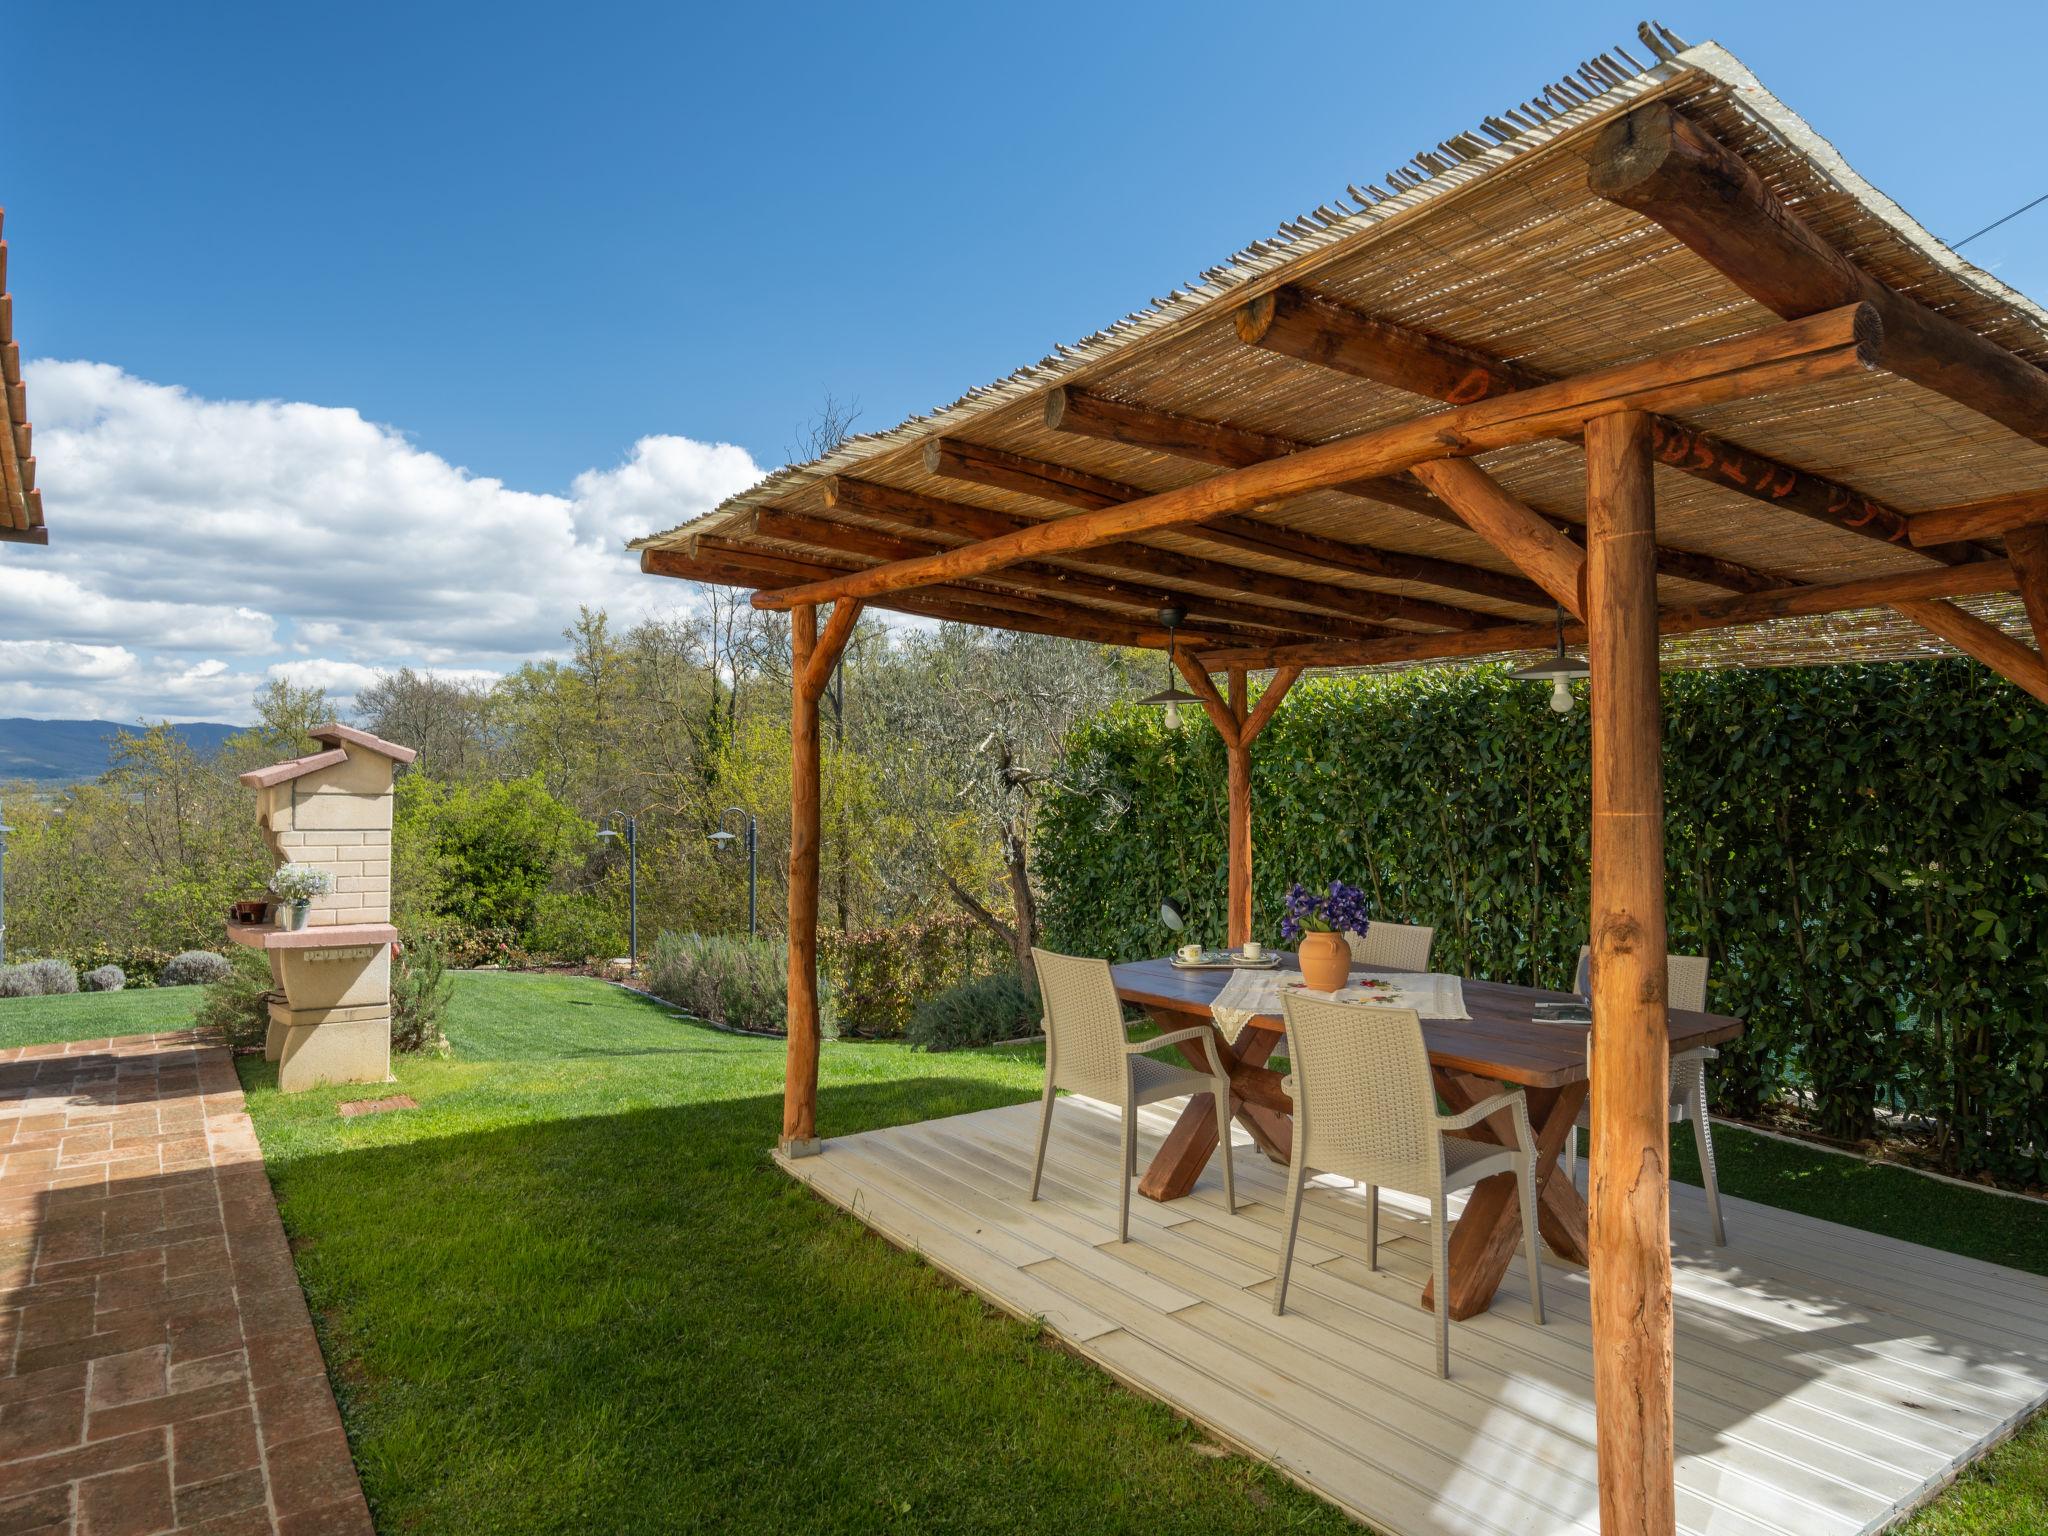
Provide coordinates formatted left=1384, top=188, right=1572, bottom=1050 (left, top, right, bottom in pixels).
left=1297, top=930, right=1351, bottom=992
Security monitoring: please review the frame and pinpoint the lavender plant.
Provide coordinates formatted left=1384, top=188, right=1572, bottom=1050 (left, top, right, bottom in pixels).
left=1278, top=880, right=1372, bottom=943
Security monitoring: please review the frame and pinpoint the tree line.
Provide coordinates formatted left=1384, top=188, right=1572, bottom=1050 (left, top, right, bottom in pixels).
left=1, top=604, right=1147, bottom=973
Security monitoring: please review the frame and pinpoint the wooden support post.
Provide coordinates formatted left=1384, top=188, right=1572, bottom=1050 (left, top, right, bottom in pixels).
left=781, top=600, right=863, bottom=1157
left=1226, top=669, right=1252, bottom=948
left=1584, top=410, right=1676, bottom=1535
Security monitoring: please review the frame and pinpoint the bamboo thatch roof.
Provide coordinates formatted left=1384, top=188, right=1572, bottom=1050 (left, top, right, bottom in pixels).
left=0, top=208, right=48, bottom=545
left=633, top=25, right=2048, bottom=677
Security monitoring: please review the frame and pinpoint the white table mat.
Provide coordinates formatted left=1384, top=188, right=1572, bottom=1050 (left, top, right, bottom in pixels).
left=1209, top=968, right=1470, bottom=1036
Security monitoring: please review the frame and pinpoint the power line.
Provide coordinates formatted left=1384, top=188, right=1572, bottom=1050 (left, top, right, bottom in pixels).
left=1954, top=192, right=2048, bottom=251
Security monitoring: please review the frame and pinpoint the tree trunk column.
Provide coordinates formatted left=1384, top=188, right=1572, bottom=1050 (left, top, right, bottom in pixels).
left=1584, top=409, right=1676, bottom=1535
left=783, top=604, right=824, bottom=1156
left=1226, top=668, right=1252, bottom=947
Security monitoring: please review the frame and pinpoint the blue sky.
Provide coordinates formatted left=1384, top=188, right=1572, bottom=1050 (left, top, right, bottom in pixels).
left=3, top=2, right=2045, bottom=719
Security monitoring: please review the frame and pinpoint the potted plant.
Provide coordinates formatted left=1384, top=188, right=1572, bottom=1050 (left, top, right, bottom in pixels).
left=268, top=863, right=334, bottom=931
left=1280, top=880, right=1372, bottom=992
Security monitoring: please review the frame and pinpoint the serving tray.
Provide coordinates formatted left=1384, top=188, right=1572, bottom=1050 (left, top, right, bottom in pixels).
left=1170, top=952, right=1283, bottom=971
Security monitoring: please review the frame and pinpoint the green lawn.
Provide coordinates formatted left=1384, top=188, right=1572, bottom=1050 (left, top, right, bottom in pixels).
left=0, top=982, right=200, bottom=1048
left=4, top=974, right=2043, bottom=1532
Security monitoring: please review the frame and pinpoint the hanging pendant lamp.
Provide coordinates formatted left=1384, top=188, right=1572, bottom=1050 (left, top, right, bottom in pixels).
left=1139, top=606, right=1202, bottom=728
left=1510, top=605, right=1591, bottom=714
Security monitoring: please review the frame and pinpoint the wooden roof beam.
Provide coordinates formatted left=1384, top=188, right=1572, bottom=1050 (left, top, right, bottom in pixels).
left=647, top=541, right=1252, bottom=651
left=751, top=508, right=1392, bottom=643
left=1198, top=557, right=2020, bottom=671
left=1904, top=487, right=2048, bottom=547
left=1237, top=282, right=1980, bottom=566
left=1045, top=388, right=1548, bottom=605
left=1588, top=102, right=2048, bottom=451
left=1050, top=385, right=1791, bottom=595
left=920, top=438, right=1492, bottom=630
left=823, top=476, right=1449, bottom=633
left=750, top=304, right=1883, bottom=612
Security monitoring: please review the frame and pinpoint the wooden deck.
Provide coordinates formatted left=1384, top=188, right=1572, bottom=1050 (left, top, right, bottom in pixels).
left=776, top=1095, right=2048, bottom=1536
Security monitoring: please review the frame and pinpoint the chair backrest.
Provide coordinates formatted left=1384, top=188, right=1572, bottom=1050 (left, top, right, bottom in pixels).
left=1031, top=948, right=1129, bottom=1102
left=1574, top=945, right=1709, bottom=1013
left=1280, top=993, right=1442, bottom=1192
left=1346, top=919, right=1435, bottom=971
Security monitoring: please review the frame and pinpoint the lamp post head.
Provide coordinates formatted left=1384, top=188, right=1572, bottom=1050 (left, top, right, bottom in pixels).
left=707, top=829, right=737, bottom=848
left=597, top=828, right=620, bottom=843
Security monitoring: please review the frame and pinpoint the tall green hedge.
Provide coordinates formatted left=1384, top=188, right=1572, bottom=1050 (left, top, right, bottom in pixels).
left=1035, top=661, right=2048, bottom=1180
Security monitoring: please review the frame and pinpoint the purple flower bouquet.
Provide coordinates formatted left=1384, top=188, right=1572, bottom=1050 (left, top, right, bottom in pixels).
left=1279, top=880, right=1372, bottom=943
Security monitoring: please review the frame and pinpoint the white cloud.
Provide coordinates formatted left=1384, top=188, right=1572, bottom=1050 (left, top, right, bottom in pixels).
left=0, top=641, right=139, bottom=681
left=6, top=360, right=765, bottom=721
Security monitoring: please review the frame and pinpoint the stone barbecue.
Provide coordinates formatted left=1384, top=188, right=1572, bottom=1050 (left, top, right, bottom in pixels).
left=230, top=722, right=417, bottom=1091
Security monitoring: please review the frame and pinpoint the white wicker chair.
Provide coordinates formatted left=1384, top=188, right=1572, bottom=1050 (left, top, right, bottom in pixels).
left=1345, top=919, right=1435, bottom=972
left=1029, top=948, right=1236, bottom=1242
left=1275, top=993, right=1544, bottom=1377
left=1566, top=946, right=1727, bottom=1245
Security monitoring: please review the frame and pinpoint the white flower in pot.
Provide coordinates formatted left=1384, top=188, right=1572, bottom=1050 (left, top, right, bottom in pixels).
left=268, top=862, right=334, bottom=931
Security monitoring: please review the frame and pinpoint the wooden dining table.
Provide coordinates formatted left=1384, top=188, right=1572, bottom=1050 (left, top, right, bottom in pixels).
left=1110, top=953, right=1744, bottom=1320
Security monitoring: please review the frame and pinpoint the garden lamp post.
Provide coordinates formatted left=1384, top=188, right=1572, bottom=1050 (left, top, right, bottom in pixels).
left=596, top=815, right=638, bottom=966
left=708, top=807, right=758, bottom=939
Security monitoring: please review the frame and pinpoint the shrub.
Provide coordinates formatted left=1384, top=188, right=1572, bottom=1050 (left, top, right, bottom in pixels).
left=820, top=917, right=1015, bottom=1039
left=83, top=965, right=126, bottom=993
left=646, top=932, right=796, bottom=1034
left=525, top=891, right=626, bottom=963
left=1039, top=660, right=2048, bottom=1181
left=193, top=946, right=274, bottom=1050
left=0, top=958, right=81, bottom=998
left=159, top=950, right=234, bottom=987
left=907, top=973, right=1041, bottom=1052
left=66, top=944, right=173, bottom=989
left=391, top=937, right=452, bottom=1053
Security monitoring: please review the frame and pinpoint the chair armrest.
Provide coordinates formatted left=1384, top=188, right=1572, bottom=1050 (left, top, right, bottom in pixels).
left=1437, top=1089, right=1536, bottom=1155
left=1131, top=1026, right=1216, bottom=1056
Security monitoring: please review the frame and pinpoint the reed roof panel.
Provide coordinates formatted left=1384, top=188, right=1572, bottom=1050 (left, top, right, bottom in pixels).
left=634, top=29, right=2048, bottom=673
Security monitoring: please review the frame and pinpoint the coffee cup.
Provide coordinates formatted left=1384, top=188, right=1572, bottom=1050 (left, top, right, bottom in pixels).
left=1242, top=941, right=1263, bottom=961
left=1178, top=943, right=1202, bottom=962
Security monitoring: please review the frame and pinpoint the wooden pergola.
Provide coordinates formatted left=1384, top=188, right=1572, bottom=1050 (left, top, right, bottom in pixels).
left=0, top=208, right=49, bottom=546
left=635, top=30, right=2048, bottom=1535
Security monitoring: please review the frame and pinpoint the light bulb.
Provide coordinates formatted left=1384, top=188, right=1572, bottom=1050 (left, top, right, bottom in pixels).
left=1549, top=677, right=1575, bottom=714
left=1164, top=700, right=1181, bottom=729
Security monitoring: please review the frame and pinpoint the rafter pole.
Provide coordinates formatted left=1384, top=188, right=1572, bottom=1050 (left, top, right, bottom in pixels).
left=754, top=508, right=1387, bottom=642
left=1193, top=558, right=2020, bottom=670
left=750, top=305, right=1882, bottom=612
left=1236, top=285, right=1979, bottom=565
left=1589, top=102, right=2048, bottom=450
left=1905, top=488, right=2048, bottom=547
left=922, top=439, right=1489, bottom=631
left=825, top=476, right=1457, bottom=633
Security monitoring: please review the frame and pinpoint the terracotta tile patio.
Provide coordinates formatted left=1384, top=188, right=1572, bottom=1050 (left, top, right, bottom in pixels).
left=0, top=1031, right=370, bottom=1535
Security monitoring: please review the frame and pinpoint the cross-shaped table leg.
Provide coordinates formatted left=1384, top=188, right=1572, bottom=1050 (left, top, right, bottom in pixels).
left=1135, top=1011, right=1289, bottom=1201
left=1422, top=1072, right=1590, bottom=1320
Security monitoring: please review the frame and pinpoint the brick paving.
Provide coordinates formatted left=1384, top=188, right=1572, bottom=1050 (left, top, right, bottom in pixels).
left=0, top=1031, right=372, bottom=1535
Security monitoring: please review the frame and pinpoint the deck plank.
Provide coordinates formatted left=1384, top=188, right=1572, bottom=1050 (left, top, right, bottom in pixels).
left=778, top=1097, right=2048, bottom=1536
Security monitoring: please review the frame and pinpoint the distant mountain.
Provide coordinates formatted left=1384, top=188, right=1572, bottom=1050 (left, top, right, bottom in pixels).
left=0, top=718, right=243, bottom=785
